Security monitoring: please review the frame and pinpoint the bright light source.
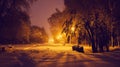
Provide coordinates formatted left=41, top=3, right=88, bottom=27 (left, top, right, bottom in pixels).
left=71, top=26, right=75, bottom=32
left=48, top=38, right=54, bottom=44
left=57, top=34, right=62, bottom=39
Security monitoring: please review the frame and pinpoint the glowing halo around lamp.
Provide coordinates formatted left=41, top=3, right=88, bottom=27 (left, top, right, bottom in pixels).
left=48, top=38, right=54, bottom=44
left=57, top=34, right=62, bottom=40
left=71, top=26, right=75, bottom=32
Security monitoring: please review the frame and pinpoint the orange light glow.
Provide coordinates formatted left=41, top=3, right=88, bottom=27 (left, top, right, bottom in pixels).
left=71, top=26, right=75, bottom=32
left=57, top=34, right=62, bottom=40
left=48, top=38, right=54, bottom=44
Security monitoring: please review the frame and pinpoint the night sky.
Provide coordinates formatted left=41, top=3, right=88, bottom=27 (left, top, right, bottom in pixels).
left=30, top=0, right=64, bottom=37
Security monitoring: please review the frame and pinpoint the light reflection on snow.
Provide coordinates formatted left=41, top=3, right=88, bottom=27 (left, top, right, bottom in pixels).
left=0, top=44, right=120, bottom=67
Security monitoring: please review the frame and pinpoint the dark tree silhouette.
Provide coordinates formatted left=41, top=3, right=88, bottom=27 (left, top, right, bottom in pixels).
left=61, top=0, right=119, bottom=52
left=0, top=0, right=37, bottom=44
left=30, top=26, right=48, bottom=43
left=48, top=0, right=120, bottom=53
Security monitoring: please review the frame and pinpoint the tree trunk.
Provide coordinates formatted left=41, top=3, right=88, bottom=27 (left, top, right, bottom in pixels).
left=86, top=27, right=98, bottom=53
left=91, top=38, right=98, bottom=53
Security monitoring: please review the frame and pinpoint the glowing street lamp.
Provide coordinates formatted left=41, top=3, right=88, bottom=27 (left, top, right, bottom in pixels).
left=71, top=26, right=75, bottom=32
left=57, top=34, right=62, bottom=40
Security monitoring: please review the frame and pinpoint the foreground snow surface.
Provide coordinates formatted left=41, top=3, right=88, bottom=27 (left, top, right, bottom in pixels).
left=0, top=44, right=120, bottom=67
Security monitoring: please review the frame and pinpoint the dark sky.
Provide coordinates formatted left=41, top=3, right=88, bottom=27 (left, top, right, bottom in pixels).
left=30, top=0, right=64, bottom=38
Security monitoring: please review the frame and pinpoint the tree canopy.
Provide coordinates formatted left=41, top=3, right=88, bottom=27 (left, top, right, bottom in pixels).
left=0, top=0, right=37, bottom=44
left=49, top=0, right=120, bottom=52
left=30, top=26, right=48, bottom=43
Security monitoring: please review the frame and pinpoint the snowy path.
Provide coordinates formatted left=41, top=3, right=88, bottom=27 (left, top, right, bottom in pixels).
left=0, top=45, right=120, bottom=67
left=32, top=49, right=120, bottom=67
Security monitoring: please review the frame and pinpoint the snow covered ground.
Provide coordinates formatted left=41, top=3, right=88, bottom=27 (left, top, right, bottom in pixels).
left=0, top=44, right=120, bottom=67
